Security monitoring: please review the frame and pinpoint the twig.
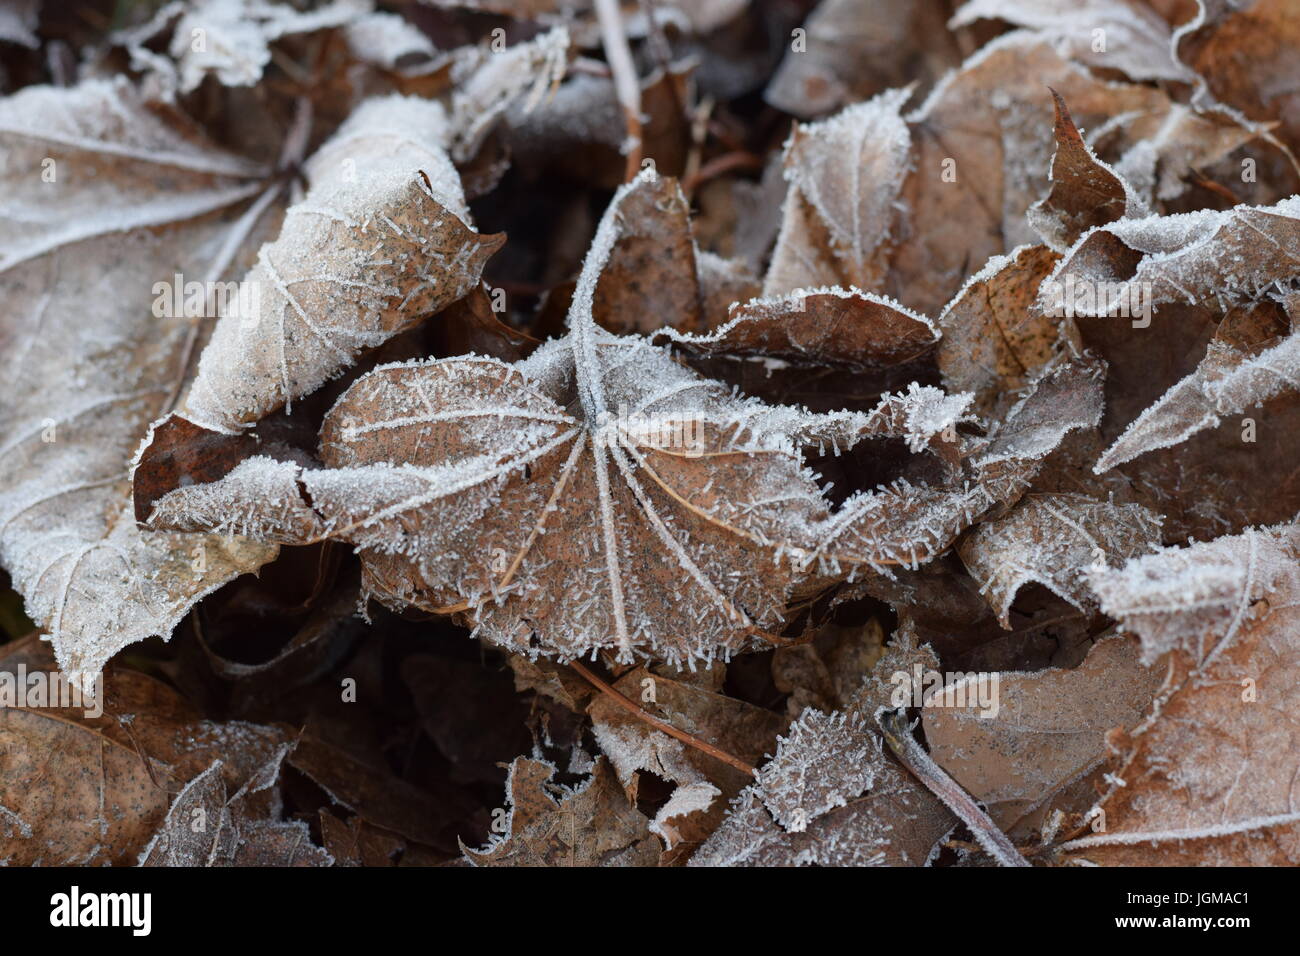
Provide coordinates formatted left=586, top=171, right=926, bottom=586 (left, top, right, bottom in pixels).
left=683, top=150, right=765, bottom=194
left=594, top=0, right=643, bottom=180
left=569, top=660, right=756, bottom=777
left=877, top=708, right=1031, bottom=867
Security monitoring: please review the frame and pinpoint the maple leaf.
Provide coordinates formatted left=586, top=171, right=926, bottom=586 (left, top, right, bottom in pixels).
left=143, top=171, right=1000, bottom=667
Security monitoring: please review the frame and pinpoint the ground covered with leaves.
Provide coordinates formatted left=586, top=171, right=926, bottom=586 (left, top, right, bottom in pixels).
left=1, top=0, right=1299, bottom=868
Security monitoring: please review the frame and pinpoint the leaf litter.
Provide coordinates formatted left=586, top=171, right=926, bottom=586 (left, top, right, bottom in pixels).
left=1, top=0, right=1299, bottom=869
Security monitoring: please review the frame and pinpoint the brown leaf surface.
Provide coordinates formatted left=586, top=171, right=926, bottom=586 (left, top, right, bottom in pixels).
left=1066, top=521, right=1300, bottom=864
left=924, top=635, right=1162, bottom=834
left=463, top=756, right=660, bottom=866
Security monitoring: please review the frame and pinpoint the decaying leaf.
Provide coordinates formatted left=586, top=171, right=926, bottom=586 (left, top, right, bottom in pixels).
left=143, top=172, right=996, bottom=667
left=1066, top=521, right=1300, bottom=864
left=182, top=93, right=504, bottom=433
left=0, top=634, right=295, bottom=865
left=959, top=493, right=1162, bottom=626
left=924, top=634, right=1162, bottom=834
left=463, top=756, right=660, bottom=866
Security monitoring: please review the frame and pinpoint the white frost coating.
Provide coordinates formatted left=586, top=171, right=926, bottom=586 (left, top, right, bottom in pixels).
left=949, top=0, right=1190, bottom=83
left=0, top=78, right=283, bottom=692
left=1041, top=195, right=1300, bottom=317
left=960, top=493, right=1162, bottom=626
left=0, top=77, right=266, bottom=273
left=764, top=86, right=913, bottom=297
left=150, top=174, right=998, bottom=667
left=1096, top=329, right=1300, bottom=472
left=168, top=0, right=371, bottom=94
left=181, top=94, right=499, bottom=433
left=1088, top=521, right=1300, bottom=665
left=650, top=782, right=721, bottom=843
left=756, top=709, right=879, bottom=827
left=449, top=26, right=570, bottom=162
left=343, top=11, right=440, bottom=73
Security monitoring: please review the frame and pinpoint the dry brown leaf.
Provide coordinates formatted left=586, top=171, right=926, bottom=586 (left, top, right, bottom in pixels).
left=765, top=0, right=961, bottom=119
left=924, top=634, right=1162, bottom=834
left=691, top=706, right=955, bottom=866
left=1065, top=521, right=1300, bottom=864
left=144, top=172, right=995, bottom=667
left=958, top=493, right=1162, bottom=626
left=0, top=634, right=292, bottom=866
left=936, top=243, right=1064, bottom=416
left=587, top=664, right=786, bottom=849
left=591, top=172, right=702, bottom=334
left=1027, top=90, right=1147, bottom=252
left=0, top=78, right=283, bottom=686
left=950, top=0, right=1191, bottom=83
left=182, top=94, right=504, bottom=433
left=463, top=756, right=660, bottom=866
left=664, top=286, right=939, bottom=369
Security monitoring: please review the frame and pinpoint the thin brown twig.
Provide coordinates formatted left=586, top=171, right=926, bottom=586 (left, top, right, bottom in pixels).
left=878, top=708, right=1031, bottom=867
left=568, top=660, right=757, bottom=777
left=682, top=150, right=765, bottom=194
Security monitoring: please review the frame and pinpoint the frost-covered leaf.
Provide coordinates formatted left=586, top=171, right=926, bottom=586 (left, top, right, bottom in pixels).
left=1044, top=195, right=1300, bottom=321
left=936, top=244, right=1064, bottom=415
left=1089, top=520, right=1300, bottom=665
left=1094, top=298, right=1297, bottom=471
left=1173, top=0, right=1300, bottom=155
left=140, top=755, right=333, bottom=867
left=463, top=756, right=660, bottom=866
left=764, top=87, right=914, bottom=298
left=692, top=708, right=955, bottom=866
left=959, top=493, right=1162, bottom=627
left=1027, top=90, right=1148, bottom=252
left=1066, top=520, right=1300, bottom=864
left=125, top=0, right=371, bottom=95
left=182, top=94, right=504, bottom=433
left=924, top=635, right=1162, bottom=834
left=765, top=0, right=960, bottom=119
left=0, top=78, right=283, bottom=687
left=448, top=26, right=570, bottom=162
left=664, top=287, right=939, bottom=369
left=588, top=664, right=785, bottom=850
left=950, top=0, right=1190, bottom=83
left=1043, top=198, right=1300, bottom=471
left=592, top=172, right=702, bottom=334
left=0, top=634, right=292, bottom=866
left=146, top=173, right=993, bottom=666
